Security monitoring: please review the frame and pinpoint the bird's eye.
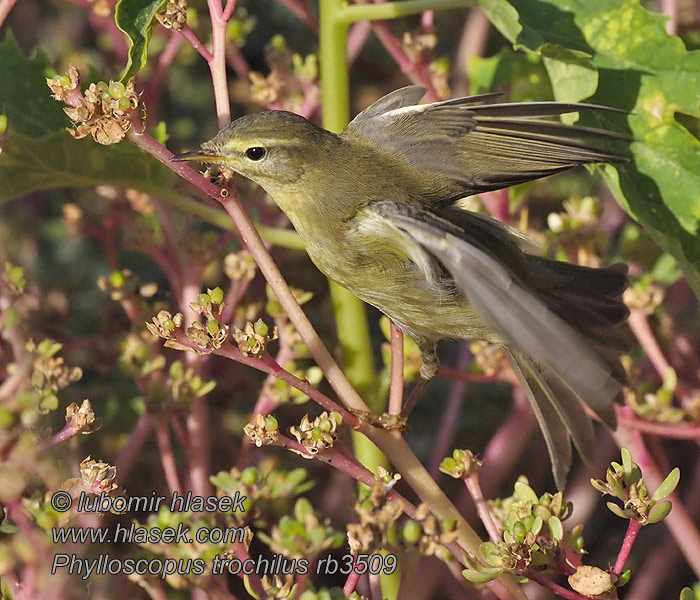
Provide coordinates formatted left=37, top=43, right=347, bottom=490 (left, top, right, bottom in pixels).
left=245, top=147, right=266, bottom=161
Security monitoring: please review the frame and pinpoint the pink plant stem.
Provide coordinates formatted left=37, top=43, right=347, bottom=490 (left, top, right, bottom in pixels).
left=617, top=415, right=700, bottom=440
left=275, top=0, right=319, bottom=31
left=220, top=277, right=254, bottom=324
left=452, top=7, right=490, bottom=96
left=615, top=411, right=700, bottom=578
left=612, top=518, right=641, bottom=576
left=662, top=0, right=678, bottom=34
left=347, top=20, right=372, bottom=65
left=180, top=25, right=213, bottom=61
left=480, top=189, right=510, bottom=222
left=525, top=570, right=591, bottom=600
left=0, top=0, right=18, bottom=28
left=44, top=424, right=78, bottom=448
left=227, top=45, right=251, bottom=79
left=343, top=569, right=362, bottom=595
left=628, top=308, right=672, bottom=380
left=222, top=0, right=237, bottom=22
left=181, top=264, right=212, bottom=498
left=145, top=32, right=185, bottom=121
left=205, top=0, right=231, bottom=127
left=89, top=12, right=128, bottom=62
left=465, top=472, right=501, bottom=543
left=477, top=388, right=536, bottom=498
left=420, top=9, right=434, bottom=29
left=115, top=413, right=154, bottom=479
left=387, top=321, right=405, bottom=415
left=154, top=417, right=183, bottom=493
left=429, top=343, right=470, bottom=476
left=371, top=23, right=440, bottom=101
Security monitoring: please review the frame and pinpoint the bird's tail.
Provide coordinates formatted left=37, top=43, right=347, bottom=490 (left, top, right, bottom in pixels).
left=507, top=258, right=629, bottom=489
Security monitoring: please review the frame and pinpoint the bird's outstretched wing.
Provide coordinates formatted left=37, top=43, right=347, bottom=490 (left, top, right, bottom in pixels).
left=363, top=200, right=627, bottom=489
left=345, top=86, right=629, bottom=199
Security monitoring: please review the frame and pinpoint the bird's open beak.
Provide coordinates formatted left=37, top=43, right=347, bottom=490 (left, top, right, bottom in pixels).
left=170, top=149, right=225, bottom=163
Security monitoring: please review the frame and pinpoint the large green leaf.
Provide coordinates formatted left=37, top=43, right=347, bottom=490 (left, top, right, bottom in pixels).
left=0, top=130, right=173, bottom=204
left=477, top=0, right=700, bottom=297
left=0, top=33, right=69, bottom=137
left=115, top=0, right=167, bottom=81
left=0, top=32, right=172, bottom=204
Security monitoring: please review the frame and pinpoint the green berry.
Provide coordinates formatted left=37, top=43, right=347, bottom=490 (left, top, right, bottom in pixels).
left=0, top=114, right=8, bottom=135
left=403, top=519, right=421, bottom=543
left=209, top=286, right=224, bottom=303
left=241, top=466, right=258, bottom=486
left=264, top=415, right=278, bottom=431
left=9, top=265, right=24, bottom=285
left=318, top=418, right=332, bottom=432
left=441, top=457, right=457, bottom=472
left=110, top=270, right=125, bottom=287
left=311, top=427, right=322, bottom=441
left=253, top=319, right=268, bottom=336
left=169, top=360, right=184, bottom=378
left=95, top=81, right=108, bottom=94
left=440, top=517, right=456, bottom=532
left=198, top=293, right=211, bottom=306
left=55, top=74, right=71, bottom=87
left=118, top=96, right=131, bottom=111
left=329, top=411, right=342, bottom=425
left=162, top=319, right=174, bottom=331
left=108, top=81, right=126, bottom=98
left=206, top=320, right=220, bottom=335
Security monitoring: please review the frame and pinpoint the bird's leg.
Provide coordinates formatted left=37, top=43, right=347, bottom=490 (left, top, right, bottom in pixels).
left=401, top=343, right=439, bottom=417
left=347, top=342, right=438, bottom=430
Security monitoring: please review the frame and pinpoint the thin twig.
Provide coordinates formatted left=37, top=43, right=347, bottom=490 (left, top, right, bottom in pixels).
left=612, top=518, right=641, bottom=576
left=387, top=321, right=405, bottom=415
left=464, top=472, right=501, bottom=543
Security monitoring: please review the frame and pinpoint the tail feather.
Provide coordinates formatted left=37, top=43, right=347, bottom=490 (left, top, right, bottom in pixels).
left=507, top=350, right=605, bottom=490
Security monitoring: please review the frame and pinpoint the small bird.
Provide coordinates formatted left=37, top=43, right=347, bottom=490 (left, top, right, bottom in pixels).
left=174, top=86, right=630, bottom=489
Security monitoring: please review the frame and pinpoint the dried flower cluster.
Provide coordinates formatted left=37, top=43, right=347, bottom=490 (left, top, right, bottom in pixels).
left=289, top=411, right=342, bottom=455
left=244, top=413, right=280, bottom=447
left=146, top=310, right=184, bottom=339
left=64, top=399, right=102, bottom=436
left=224, top=250, right=257, bottom=282
left=62, top=456, right=121, bottom=504
left=347, top=473, right=403, bottom=554
left=232, top=319, right=277, bottom=357
left=156, top=0, right=187, bottom=30
left=51, top=70, right=141, bottom=145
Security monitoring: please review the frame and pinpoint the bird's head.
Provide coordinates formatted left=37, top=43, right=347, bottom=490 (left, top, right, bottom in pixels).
left=172, top=111, right=334, bottom=190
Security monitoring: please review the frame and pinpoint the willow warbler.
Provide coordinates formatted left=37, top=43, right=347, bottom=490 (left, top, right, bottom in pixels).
left=174, top=86, right=630, bottom=489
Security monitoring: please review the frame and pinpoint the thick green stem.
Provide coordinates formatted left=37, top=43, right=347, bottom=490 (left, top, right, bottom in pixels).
left=320, top=0, right=378, bottom=405
left=338, top=0, right=471, bottom=23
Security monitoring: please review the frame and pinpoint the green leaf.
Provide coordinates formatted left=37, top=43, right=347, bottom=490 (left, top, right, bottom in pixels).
left=477, top=0, right=700, bottom=300
left=679, top=588, right=695, bottom=600
left=621, top=447, right=632, bottom=474
left=514, top=480, right=539, bottom=504
left=462, top=567, right=503, bottom=583
left=0, top=31, right=69, bottom=137
left=468, top=48, right=552, bottom=101
left=652, top=467, right=681, bottom=501
left=606, top=501, right=629, bottom=519
left=115, top=0, right=168, bottom=81
left=547, top=516, right=563, bottom=542
left=0, top=130, right=172, bottom=205
left=647, top=499, right=672, bottom=524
